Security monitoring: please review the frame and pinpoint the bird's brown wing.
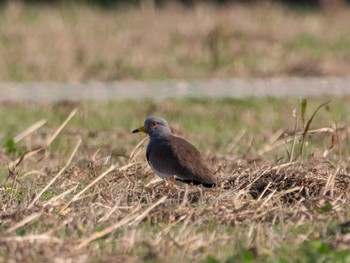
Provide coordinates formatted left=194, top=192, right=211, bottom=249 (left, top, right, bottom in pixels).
left=147, top=136, right=216, bottom=185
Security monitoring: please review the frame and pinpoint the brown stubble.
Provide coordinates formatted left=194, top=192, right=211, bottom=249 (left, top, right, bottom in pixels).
left=1, top=2, right=350, bottom=81
left=0, top=105, right=350, bottom=262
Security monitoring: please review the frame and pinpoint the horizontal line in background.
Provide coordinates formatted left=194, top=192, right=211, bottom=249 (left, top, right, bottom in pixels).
left=0, top=77, right=349, bottom=101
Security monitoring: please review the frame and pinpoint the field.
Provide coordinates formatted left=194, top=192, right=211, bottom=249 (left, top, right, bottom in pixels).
left=1, top=1, right=350, bottom=262
left=0, top=2, right=350, bottom=81
left=1, top=98, right=350, bottom=262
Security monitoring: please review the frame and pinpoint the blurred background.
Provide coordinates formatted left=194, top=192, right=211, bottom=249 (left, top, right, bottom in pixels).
left=0, top=0, right=349, bottom=82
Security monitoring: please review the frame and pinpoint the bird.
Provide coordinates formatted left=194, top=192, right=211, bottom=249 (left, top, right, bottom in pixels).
left=132, top=116, right=216, bottom=187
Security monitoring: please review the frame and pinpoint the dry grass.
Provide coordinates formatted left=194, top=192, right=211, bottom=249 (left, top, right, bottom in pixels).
left=1, top=2, right=350, bottom=81
left=0, top=99, right=350, bottom=262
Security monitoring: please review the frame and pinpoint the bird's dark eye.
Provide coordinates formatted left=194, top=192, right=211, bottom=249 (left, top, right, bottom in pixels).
left=150, top=121, right=157, bottom=127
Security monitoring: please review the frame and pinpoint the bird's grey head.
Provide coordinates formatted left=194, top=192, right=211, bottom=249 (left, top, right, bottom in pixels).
left=132, top=116, right=172, bottom=137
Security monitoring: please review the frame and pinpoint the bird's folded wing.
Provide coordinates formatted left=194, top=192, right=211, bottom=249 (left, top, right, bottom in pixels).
left=147, top=136, right=215, bottom=184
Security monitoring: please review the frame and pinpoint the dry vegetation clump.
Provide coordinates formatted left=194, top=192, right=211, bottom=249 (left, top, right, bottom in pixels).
left=228, top=161, right=350, bottom=219
left=1, top=107, right=350, bottom=262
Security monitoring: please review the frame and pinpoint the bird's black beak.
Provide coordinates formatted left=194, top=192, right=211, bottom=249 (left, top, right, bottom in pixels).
left=132, top=125, right=146, bottom=133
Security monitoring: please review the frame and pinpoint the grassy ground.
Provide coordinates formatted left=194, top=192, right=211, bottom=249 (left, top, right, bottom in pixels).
left=0, top=97, right=350, bottom=262
left=0, top=2, right=350, bottom=81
